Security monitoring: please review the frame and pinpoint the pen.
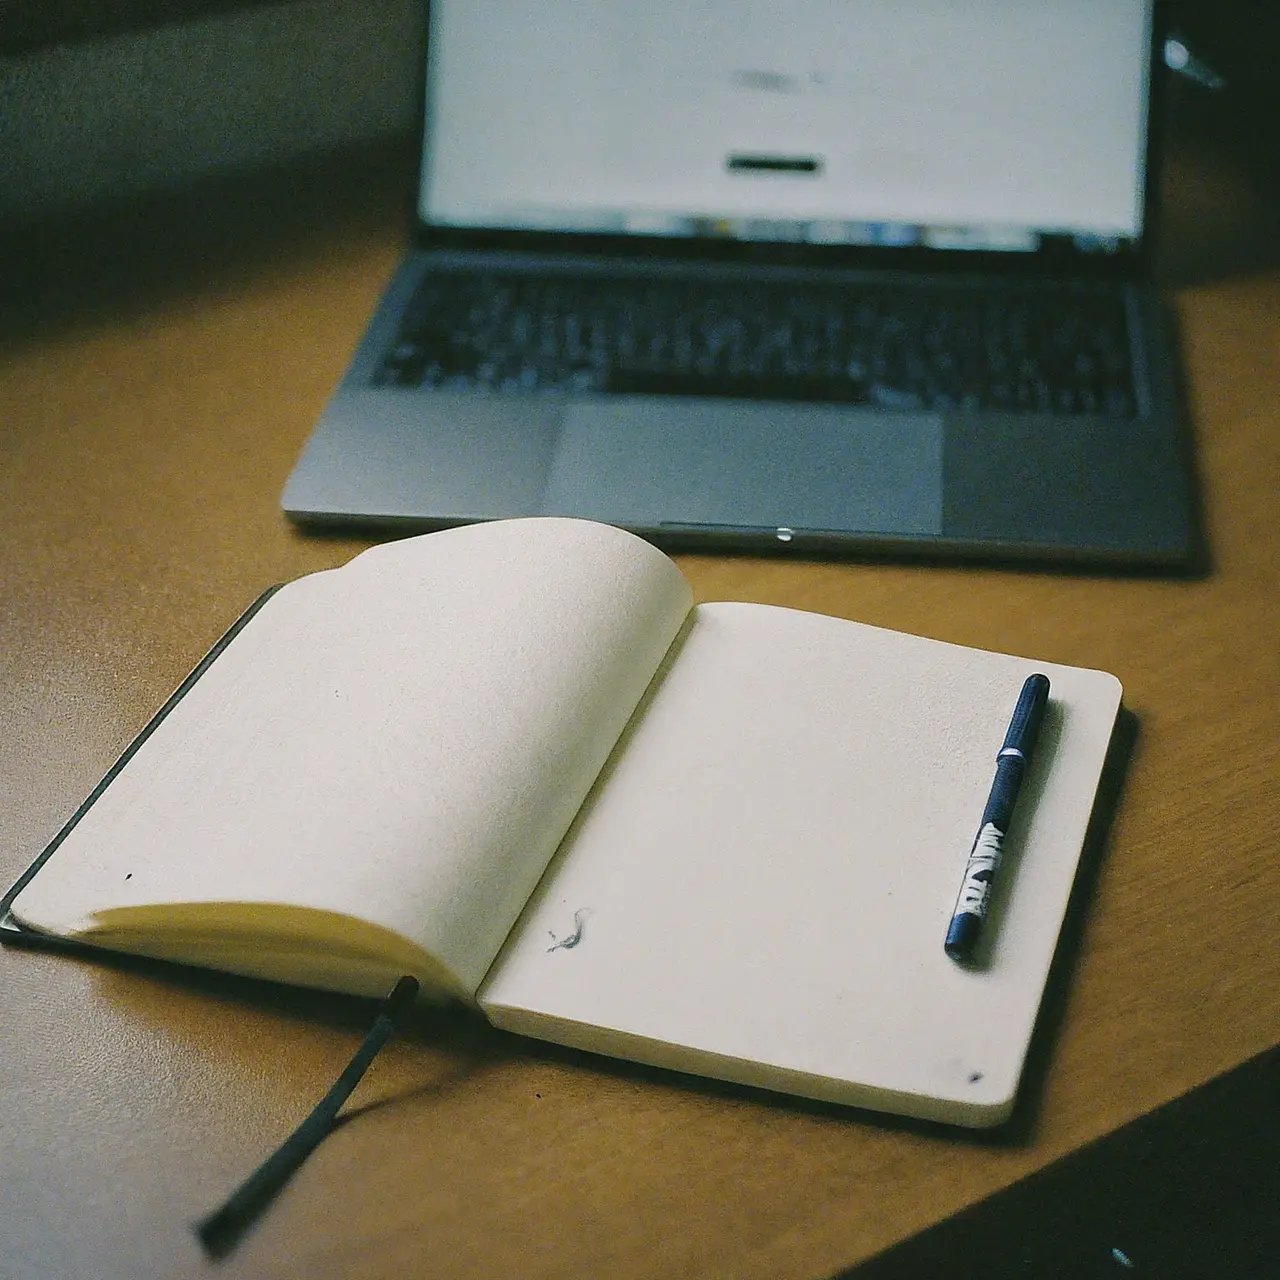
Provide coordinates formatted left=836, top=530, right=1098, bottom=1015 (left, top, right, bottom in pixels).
left=945, top=673, right=1050, bottom=964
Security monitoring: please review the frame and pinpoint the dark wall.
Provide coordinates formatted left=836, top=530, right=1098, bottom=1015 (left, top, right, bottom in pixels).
left=1172, top=0, right=1280, bottom=102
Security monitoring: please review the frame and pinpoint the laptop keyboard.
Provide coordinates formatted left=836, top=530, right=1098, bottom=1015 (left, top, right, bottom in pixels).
left=375, top=268, right=1137, bottom=417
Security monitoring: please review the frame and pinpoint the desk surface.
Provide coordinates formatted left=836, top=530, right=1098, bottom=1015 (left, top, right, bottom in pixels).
left=2, top=146, right=1278, bottom=1280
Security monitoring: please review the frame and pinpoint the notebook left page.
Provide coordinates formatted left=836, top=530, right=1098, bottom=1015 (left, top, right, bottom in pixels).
left=8, top=518, right=691, bottom=1000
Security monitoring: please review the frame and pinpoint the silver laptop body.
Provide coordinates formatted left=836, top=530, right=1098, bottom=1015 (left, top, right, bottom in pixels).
left=283, top=0, right=1198, bottom=569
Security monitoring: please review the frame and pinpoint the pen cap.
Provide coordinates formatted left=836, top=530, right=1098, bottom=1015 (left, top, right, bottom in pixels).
left=1001, top=674, right=1051, bottom=758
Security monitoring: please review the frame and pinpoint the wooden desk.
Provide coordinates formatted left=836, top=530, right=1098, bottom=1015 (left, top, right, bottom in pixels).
left=2, top=147, right=1277, bottom=1280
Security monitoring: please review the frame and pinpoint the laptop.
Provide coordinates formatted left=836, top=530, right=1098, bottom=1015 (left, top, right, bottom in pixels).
left=282, top=0, right=1199, bottom=569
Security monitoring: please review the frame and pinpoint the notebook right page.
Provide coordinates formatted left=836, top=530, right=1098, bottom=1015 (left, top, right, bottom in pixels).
left=479, top=603, right=1122, bottom=1126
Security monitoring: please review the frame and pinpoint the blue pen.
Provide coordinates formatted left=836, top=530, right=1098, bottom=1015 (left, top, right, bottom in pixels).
left=945, top=673, right=1051, bottom=964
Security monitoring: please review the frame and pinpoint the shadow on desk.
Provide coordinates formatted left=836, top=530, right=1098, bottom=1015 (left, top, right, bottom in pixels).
left=840, top=1045, right=1280, bottom=1279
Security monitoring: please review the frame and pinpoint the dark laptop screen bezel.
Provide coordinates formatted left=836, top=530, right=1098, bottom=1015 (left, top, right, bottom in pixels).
left=410, top=0, right=1168, bottom=282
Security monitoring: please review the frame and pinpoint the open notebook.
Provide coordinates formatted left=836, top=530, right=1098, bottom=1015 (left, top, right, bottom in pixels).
left=3, top=519, right=1122, bottom=1126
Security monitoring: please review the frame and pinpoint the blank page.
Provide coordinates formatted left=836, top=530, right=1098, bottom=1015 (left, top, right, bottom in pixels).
left=479, top=602, right=1121, bottom=1125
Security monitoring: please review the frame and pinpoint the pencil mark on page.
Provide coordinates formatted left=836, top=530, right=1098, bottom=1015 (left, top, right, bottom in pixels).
left=547, top=908, right=591, bottom=953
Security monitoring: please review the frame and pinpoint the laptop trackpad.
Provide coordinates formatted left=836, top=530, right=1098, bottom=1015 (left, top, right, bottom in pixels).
left=545, top=397, right=943, bottom=535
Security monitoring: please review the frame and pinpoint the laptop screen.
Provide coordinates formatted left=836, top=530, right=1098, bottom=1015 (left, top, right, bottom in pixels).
left=420, top=0, right=1152, bottom=254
